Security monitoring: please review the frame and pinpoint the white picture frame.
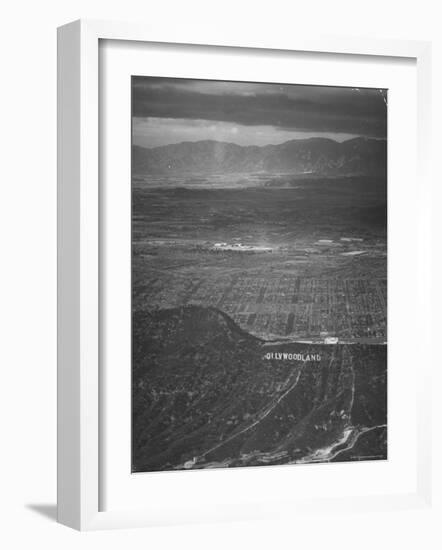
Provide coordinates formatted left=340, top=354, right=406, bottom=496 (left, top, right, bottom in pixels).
left=57, top=19, right=432, bottom=531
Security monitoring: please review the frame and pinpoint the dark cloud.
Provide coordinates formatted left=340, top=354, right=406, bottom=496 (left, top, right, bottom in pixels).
left=132, top=77, right=387, bottom=138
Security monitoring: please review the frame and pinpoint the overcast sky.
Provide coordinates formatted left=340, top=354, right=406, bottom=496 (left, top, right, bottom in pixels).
left=132, top=77, right=387, bottom=148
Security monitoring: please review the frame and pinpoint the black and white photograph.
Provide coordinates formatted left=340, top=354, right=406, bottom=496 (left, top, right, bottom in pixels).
left=131, top=76, right=387, bottom=473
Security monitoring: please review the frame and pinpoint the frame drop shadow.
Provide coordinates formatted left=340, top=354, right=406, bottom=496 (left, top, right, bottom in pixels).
left=26, top=504, right=57, bottom=522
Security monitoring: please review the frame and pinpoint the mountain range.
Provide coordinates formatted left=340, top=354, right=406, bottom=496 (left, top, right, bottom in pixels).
left=132, top=137, right=387, bottom=177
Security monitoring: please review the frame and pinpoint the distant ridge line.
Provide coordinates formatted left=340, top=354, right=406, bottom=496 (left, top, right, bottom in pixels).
left=135, top=136, right=386, bottom=152
left=132, top=136, right=387, bottom=177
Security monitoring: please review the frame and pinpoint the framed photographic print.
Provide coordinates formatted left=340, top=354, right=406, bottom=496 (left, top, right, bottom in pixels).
left=57, top=19, right=432, bottom=530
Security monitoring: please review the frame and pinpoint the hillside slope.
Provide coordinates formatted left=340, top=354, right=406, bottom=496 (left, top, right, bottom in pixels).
left=132, top=306, right=387, bottom=471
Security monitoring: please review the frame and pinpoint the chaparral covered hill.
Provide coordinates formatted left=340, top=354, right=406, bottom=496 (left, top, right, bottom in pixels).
left=132, top=305, right=387, bottom=472
left=132, top=137, right=387, bottom=177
